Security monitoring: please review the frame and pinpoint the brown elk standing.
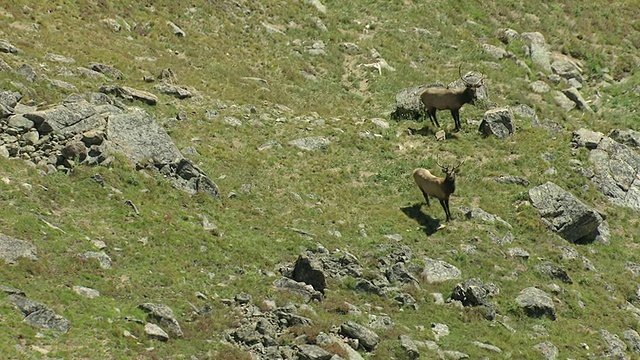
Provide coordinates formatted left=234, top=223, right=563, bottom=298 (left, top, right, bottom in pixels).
left=419, top=65, right=484, bottom=132
left=413, top=158, right=465, bottom=222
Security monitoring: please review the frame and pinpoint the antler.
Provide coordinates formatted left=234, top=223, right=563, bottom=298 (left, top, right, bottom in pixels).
left=434, top=156, right=446, bottom=170
left=452, top=158, right=466, bottom=171
left=459, top=63, right=484, bottom=86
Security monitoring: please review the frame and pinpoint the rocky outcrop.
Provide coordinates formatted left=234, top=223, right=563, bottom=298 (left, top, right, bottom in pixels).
left=515, top=287, right=556, bottom=320
left=572, top=128, right=640, bottom=212
left=0, top=89, right=219, bottom=198
left=529, top=181, right=609, bottom=243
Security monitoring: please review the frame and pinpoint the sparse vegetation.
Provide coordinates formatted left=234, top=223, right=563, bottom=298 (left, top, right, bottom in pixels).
left=1, top=0, right=640, bottom=359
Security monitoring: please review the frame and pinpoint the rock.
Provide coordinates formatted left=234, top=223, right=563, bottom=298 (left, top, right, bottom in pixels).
left=166, top=21, right=185, bottom=37
left=431, top=323, right=449, bottom=341
left=292, top=254, right=327, bottom=294
left=111, top=85, right=157, bottom=105
left=497, top=28, right=519, bottom=44
left=533, top=341, right=558, bottom=360
left=0, top=234, right=38, bottom=263
left=24, top=99, right=107, bottom=134
left=610, top=129, right=640, bottom=148
left=623, top=329, right=640, bottom=353
left=153, top=82, right=192, bottom=99
left=288, top=136, right=331, bottom=151
left=0, top=39, right=19, bottom=54
left=551, top=58, right=583, bottom=82
left=536, top=262, right=572, bottom=284
left=472, top=340, right=502, bottom=353
left=600, top=329, right=627, bottom=358
left=6, top=294, right=71, bottom=333
left=77, top=251, right=112, bottom=269
left=521, top=32, right=552, bottom=72
left=305, top=0, right=326, bottom=13
left=138, top=303, right=183, bottom=338
left=530, top=80, right=551, bottom=93
left=507, top=247, right=530, bottom=259
left=399, top=334, right=420, bottom=360
left=438, top=350, right=469, bottom=359
left=493, top=175, right=529, bottom=186
left=482, top=43, right=513, bottom=60
left=340, top=321, right=380, bottom=351
left=144, top=322, right=169, bottom=341
left=529, top=181, right=608, bottom=243
left=459, top=206, right=512, bottom=228
left=515, top=287, right=556, bottom=320
left=421, top=258, right=461, bottom=283
left=72, top=286, right=100, bottom=298
left=450, top=278, right=494, bottom=306
left=479, top=108, right=515, bottom=139
left=273, top=277, right=324, bottom=302
left=562, top=87, right=593, bottom=113
left=553, top=90, right=576, bottom=112
left=297, top=344, right=332, bottom=360
left=89, top=62, right=124, bottom=79
left=571, top=128, right=604, bottom=149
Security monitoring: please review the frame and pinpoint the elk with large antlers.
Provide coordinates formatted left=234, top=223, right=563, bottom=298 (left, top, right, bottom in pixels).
left=419, top=65, right=484, bottom=132
left=413, top=158, right=465, bottom=222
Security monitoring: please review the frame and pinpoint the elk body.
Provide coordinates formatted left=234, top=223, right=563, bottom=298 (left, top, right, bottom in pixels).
left=420, top=65, right=483, bottom=132
left=413, top=159, right=464, bottom=222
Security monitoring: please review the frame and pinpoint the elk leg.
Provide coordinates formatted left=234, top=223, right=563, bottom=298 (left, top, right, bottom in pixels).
left=451, top=109, right=461, bottom=132
left=421, top=190, right=430, bottom=206
left=440, top=199, right=453, bottom=222
left=428, top=108, right=440, bottom=127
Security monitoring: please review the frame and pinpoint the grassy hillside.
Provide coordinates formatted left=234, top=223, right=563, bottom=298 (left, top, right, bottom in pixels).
left=1, top=0, right=640, bottom=358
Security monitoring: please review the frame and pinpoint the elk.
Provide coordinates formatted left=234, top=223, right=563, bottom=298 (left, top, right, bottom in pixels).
left=412, top=158, right=465, bottom=222
left=419, top=65, right=484, bottom=132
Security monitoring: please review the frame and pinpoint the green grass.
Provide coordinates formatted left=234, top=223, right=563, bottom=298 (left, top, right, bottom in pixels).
left=1, top=0, right=640, bottom=358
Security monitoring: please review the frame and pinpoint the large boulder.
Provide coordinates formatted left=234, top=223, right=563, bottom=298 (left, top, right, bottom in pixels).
left=529, top=181, right=608, bottom=243
left=479, top=108, right=515, bottom=139
left=572, top=129, right=640, bottom=212
left=515, top=287, right=556, bottom=320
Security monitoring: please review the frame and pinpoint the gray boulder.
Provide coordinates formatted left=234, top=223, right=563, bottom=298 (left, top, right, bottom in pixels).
left=422, top=257, right=461, bottom=283
left=529, top=181, right=608, bottom=243
left=0, top=234, right=38, bottom=263
left=536, top=262, right=572, bottom=284
left=610, top=128, right=640, bottom=149
left=521, top=32, right=552, bottom=72
left=600, top=329, right=628, bottom=359
left=138, top=303, right=183, bottom=338
left=515, top=287, right=556, bottom=320
left=450, top=278, right=495, bottom=306
left=479, top=108, right=515, bottom=139
left=6, top=294, right=71, bottom=332
left=340, top=321, right=380, bottom=351
left=562, top=87, right=593, bottom=113
left=534, top=341, right=559, bottom=360
left=572, top=129, right=640, bottom=212
left=292, top=253, right=327, bottom=295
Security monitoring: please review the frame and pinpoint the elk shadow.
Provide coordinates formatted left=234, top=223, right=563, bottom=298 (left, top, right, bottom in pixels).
left=401, top=204, right=441, bottom=236
left=407, top=125, right=436, bottom=137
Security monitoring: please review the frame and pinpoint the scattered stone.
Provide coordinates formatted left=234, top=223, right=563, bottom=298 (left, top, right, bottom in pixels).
left=138, top=303, right=183, bottom=338
left=530, top=80, right=550, bottom=93
left=534, top=341, right=558, bottom=360
left=340, top=321, right=380, bottom=351
left=288, top=137, right=330, bottom=151
left=623, top=329, right=640, bottom=353
left=400, top=334, right=420, bottom=360
left=77, top=251, right=112, bottom=269
left=431, top=323, right=449, bottom=341
left=482, top=43, right=513, bottom=60
left=89, top=62, right=123, bottom=79
left=145, top=322, right=169, bottom=341
left=273, top=277, right=324, bottom=302
left=450, top=278, right=495, bottom=306
left=166, top=21, right=185, bottom=37
left=471, top=340, right=502, bottom=353
left=562, top=87, right=593, bottom=113
left=610, top=129, right=640, bottom=148
left=422, top=258, right=461, bottom=283
left=72, top=286, right=100, bottom=299
left=536, top=262, right=572, bottom=284
left=0, top=234, right=38, bottom=263
left=600, top=329, right=627, bottom=358
left=6, top=294, right=71, bottom=332
left=493, top=174, right=530, bottom=186
left=292, top=254, right=327, bottom=294
left=479, top=108, right=515, bottom=139
left=553, top=90, right=576, bottom=112
left=515, top=287, right=556, bottom=320
left=459, top=206, right=512, bottom=228
left=508, top=247, right=530, bottom=259
left=521, top=32, right=552, bottom=72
